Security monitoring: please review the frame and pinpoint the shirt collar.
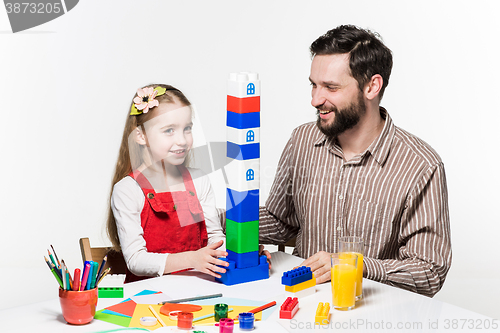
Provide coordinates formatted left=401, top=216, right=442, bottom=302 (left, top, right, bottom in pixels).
left=313, top=107, right=395, bottom=166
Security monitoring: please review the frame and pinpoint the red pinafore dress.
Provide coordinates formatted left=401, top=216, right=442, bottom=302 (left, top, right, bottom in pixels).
left=125, top=165, right=208, bottom=283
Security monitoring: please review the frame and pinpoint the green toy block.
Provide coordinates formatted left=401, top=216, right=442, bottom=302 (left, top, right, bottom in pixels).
left=226, top=219, right=259, bottom=253
left=98, top=287, right=124, bottom=298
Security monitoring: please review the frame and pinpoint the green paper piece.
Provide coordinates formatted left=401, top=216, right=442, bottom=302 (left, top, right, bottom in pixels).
left=95, top=309, right=132, bottom=327
left=130, top=104, right=142, bottom=116
left=154, top=86, right=166, bottom=96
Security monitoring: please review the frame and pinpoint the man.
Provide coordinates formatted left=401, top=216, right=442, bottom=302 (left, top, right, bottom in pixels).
left=259, top=25, right=451, bottom=297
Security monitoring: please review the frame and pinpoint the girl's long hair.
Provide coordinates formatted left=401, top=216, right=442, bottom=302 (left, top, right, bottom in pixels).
left=106, top=84, right=191, bottom=252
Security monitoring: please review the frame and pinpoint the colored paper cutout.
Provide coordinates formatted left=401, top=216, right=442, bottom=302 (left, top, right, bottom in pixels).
left=160, top=303, right=203, bottom=314
left=94, top=309, right=132, bottom=327
left=105, top=299, right=137, bottom=317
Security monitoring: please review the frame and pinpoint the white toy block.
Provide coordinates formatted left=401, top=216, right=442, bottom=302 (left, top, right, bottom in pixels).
left=286, top=287, right=316, bottom=299
left=227, top=126, right=260, bottom=145
left=98, top=274, right=125, bottom=288
left=224, top=158, right=259, bottom=192
left=228, top=72, right=261, bottom=98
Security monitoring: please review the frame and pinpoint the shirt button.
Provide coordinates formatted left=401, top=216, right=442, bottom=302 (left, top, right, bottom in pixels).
left=147, top=193, right=154, bottom=199
left=173, top=204, right=177, bottom=211
left=339, top=195, right=344, bottom=200
left=337, top=227, right=342, bottom=231
left=189, top=191, right=195, bottom=196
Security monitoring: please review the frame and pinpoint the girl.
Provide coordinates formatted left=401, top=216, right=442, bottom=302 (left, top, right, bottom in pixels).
left=106, top=84, right=228, bottom=283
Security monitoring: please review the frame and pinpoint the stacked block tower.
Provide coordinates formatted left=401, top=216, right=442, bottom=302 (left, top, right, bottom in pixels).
left=215, top=72, right=269, bottom=285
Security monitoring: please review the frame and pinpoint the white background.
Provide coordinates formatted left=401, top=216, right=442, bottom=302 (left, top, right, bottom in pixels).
left=0, top=0, right=499, bottom=320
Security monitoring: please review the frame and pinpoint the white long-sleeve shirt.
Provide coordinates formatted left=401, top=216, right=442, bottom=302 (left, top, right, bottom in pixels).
left=111, top=168, right=225, bottom=277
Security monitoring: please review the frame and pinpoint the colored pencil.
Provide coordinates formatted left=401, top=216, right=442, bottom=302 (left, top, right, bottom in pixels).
left=149, top=305, right=166, bottom=327
left=61, top=260, right=66, bottom=290
left=96, top=254, right=107, bottom=282
left=96, top=267, right=111, bottom=287
left=158, top=293, right=223, bottom=305
left=45, top=256, right=63, bottom=288
left=248, top=301, right=277, bottom=314
left=51, top=267, right=64, bottom=288
left=48, top=249, right=58, bottom=268
left=44, top=256, right=52, bottom=269
left=50, top=244, right=61, bottom=268
left=61, top=259, right=73, bottom=290
left=80, top=263, right=91, bottom=291
left=73, top=268, right=81, bottom=291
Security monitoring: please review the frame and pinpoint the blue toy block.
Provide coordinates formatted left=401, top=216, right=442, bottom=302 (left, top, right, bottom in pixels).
left=215, top=255, right=269, bottom=285
left=282, top=266, right=313, bottom=286
left=226, top=189, right=259, bottom=222
left=227, top=250, right=259, bottom=269
left=227, top=141, right=260, bottom=160
left=227, top=111, right=260, bottom=129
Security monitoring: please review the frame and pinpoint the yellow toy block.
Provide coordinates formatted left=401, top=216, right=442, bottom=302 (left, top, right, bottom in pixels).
left=284, top=274, right=316, bottom=293
left=315, top=302, right=330, bottom=325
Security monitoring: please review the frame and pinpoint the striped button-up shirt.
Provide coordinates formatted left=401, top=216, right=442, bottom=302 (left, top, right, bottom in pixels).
left=259, top=108, right=451, bottom=297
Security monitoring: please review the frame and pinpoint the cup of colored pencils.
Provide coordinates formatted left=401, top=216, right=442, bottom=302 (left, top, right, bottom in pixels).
left=45, top=245, right=110, bottom=324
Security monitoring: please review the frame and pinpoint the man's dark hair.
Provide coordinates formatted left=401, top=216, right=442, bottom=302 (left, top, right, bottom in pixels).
left=310, top=25, right=393, bottom=100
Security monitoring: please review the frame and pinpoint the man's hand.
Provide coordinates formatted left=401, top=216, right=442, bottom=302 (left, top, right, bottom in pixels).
left=300, top=251, right=332, bottom=284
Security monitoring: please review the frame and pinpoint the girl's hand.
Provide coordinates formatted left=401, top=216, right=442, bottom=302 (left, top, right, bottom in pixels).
left=189, top=240, right=229, bottom=278
left=259, top=244, right=272, bottom=269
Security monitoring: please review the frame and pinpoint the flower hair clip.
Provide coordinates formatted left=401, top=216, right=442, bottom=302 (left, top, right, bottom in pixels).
left=130, top=86, right=167, bottom=115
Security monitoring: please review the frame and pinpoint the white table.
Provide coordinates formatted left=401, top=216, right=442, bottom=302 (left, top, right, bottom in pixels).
left=0, top=252, right=496, bottom=333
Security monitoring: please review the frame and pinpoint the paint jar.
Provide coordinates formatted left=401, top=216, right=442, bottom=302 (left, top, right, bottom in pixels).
left=219, top=317, right=234, bottom=333
left=177, top=312, right=193, bottom=330
left=58, top=287, right=98, bottom=324
left=238, top=312, right=255, bottom=330
left=214, top=303, right=228, bottom=322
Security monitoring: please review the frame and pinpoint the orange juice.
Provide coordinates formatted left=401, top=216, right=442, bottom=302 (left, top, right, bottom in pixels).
left=331, top=263, right=357, bottom=309
left=342, top=252, right=363, bottom=300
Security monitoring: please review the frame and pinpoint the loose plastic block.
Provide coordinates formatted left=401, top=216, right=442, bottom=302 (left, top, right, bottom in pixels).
left=98, top=287, right=124, bottom=298
left=227, top=111, right=260, bottom=129
left=226, top=219, right=259, bottom=254
left=224, top=159, right=259, bottom=192
left=227, top=250, right=259, bottom=269
left=228, top=72, right=260, bottom=98
left=215, top=255, right=269, bottom=285
left=284, top=275, right=316, bottom=293
left=227, top=141, right=260, bottom=160
left=315, top=302, right=330, bottom=325
left=279, top=297, right=299, bottom=319
left=227, top=95, right=260, bottom=113
left=226, top=189, right=259, bottom=222
left=227, top=127, right=260, bottom=145
left=282, top=266, right=313, bottom=286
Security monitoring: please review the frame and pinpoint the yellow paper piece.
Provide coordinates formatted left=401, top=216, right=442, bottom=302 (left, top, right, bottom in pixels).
left=154, top=86, right=166, bottom=96
left=129, top=304, right=261, bottom=330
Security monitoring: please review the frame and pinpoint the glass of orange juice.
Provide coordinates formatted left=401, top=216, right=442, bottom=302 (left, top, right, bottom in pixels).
left=330, top=252, right=358, bottom=311
left=339, top=236, right=364, bottom=301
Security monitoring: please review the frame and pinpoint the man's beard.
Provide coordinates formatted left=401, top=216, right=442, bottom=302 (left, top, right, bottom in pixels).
left=316, top=92, right=366, bottom=138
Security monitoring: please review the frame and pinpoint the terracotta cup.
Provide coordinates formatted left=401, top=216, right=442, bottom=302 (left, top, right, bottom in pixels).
left=58, top=287, right=98, bottom=324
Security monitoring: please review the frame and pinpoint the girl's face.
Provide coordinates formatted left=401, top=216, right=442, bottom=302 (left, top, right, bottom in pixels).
left=141, top=101, right=193, bottom=166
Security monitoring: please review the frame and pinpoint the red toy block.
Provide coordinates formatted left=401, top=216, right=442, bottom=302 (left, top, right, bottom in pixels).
left=279, top=297, right=299, bottom=319
left=227, top=95, right=260, bottom=113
